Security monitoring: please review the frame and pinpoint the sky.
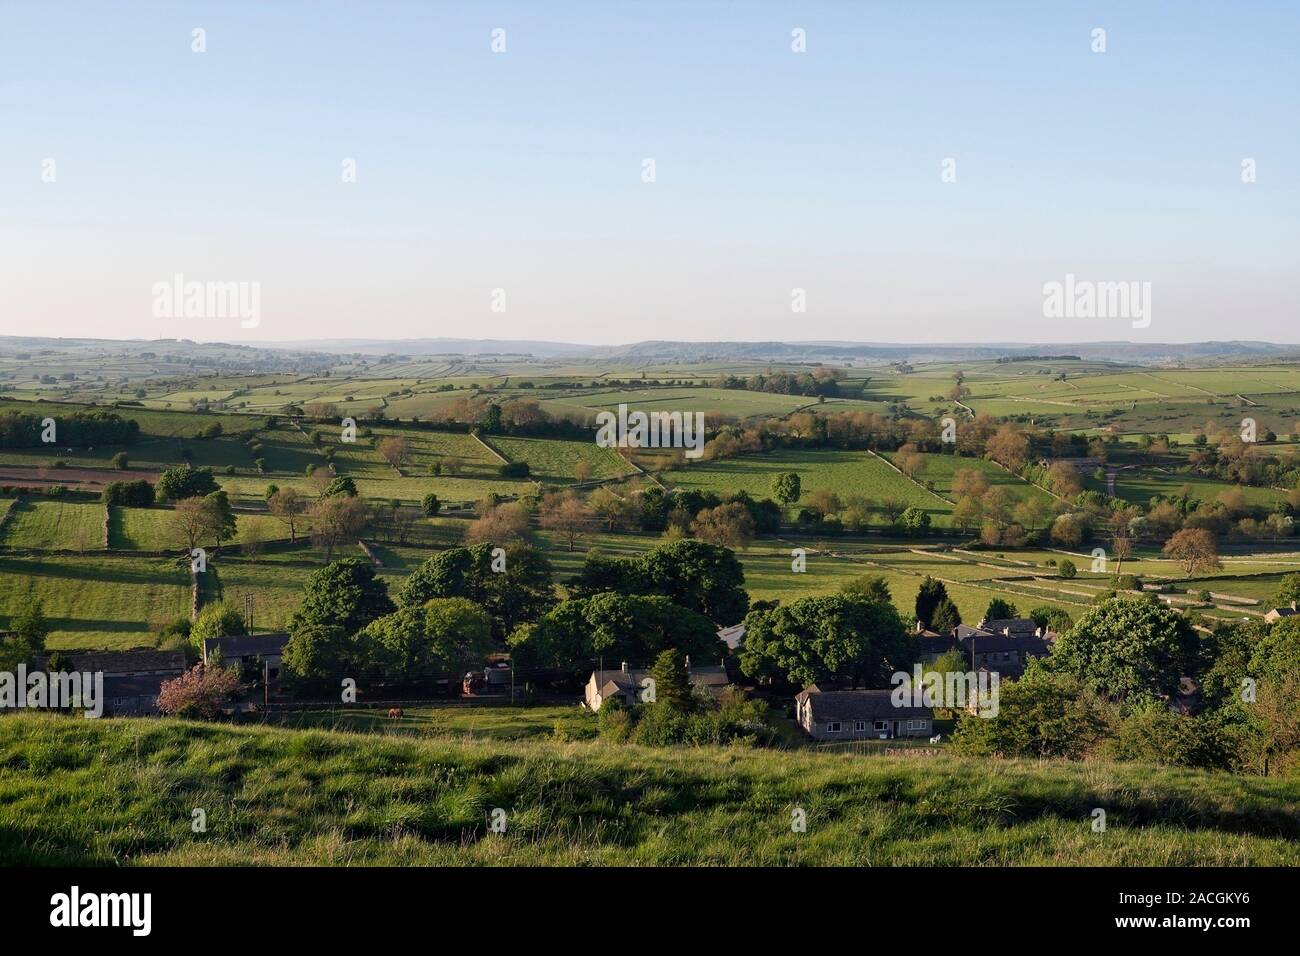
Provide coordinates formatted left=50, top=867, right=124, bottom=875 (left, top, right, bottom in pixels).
left=1, top=1, right=1298, bottom=346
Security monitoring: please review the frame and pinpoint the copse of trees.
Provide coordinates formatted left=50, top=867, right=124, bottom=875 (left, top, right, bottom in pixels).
left=1047, top=597, right=1200, bottom=706
left=507, top=592, right=724, bottom=675
left=398, top=542, right=556, bottom=641
left=0, top=410, right=139, bottom=448
left=155, top=466, right=220, bottom=501
left=568, top=538, right=749, bottom=626
left=738, top=592, right=912, bottom=689
left=101, top=479, right=154, bottom=507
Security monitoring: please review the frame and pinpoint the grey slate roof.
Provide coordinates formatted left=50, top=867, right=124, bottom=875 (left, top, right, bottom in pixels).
left=798, top=688, right=933, bottom=721
left=203, top=633, right=290, bottom=660
left=37, top=648, right=186, bottom=675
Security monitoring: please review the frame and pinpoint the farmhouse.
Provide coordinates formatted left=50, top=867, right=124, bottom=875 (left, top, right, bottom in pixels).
left=32, top=648, right=187, bottom=716
left=202, top=633, right=289, bottom=680
left=583, top=661, right=730, bottom=711
left=1264, top=602, right=1298, bottom=624
left=956, top=621, right=1052, bottom=678
left=794, top=686, right=933, bottom=741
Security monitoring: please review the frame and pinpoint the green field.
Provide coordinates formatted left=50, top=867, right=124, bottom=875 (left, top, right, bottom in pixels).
left=0, top=499, right=104, bottom=551
left=0, top=553, right=190, bottom=648
left=3, top=713, right=1298, bottom=865
left=664, top=449, right=947, bottom=518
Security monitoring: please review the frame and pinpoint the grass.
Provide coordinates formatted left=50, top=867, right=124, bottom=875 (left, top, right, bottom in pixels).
left=663, top=448, right=947, bottom=518
left=0, top=554, right=190, bottom=648
left=2, top=712, right=1299, bottom=865
left=490, top=435, right=633, bottom=483
left=0, top=499, right=104, bottom=550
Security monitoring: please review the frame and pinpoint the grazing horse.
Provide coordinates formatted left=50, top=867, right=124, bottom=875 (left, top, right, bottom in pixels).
left=388, top=707, right=404, bottom=719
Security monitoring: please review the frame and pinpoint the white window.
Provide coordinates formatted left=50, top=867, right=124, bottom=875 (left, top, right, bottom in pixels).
left=853, top=721, right=866, bottom=732
left=907, top=719, right=928, bottom=730
left=873, top=720, right=887, bottom=731
left=826, top=721, right=841, bottom=733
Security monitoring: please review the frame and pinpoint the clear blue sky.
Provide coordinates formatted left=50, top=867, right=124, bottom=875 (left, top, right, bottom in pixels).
left=2, top=1, right=1297, bottom=345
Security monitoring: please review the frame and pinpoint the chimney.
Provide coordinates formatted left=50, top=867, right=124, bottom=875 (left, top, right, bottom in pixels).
left=620, top=661, right=628, bottom=674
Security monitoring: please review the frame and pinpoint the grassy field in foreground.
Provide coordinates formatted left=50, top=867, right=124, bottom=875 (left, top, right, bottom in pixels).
left=2, top=713, right=1300, bottom=865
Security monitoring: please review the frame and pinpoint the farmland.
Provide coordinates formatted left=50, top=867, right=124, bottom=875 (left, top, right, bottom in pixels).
left=2, top=346, right=1300, bottom=653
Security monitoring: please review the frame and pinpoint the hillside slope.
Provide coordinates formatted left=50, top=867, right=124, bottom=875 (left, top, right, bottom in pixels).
left=1, top=714, right=1298, bottom=866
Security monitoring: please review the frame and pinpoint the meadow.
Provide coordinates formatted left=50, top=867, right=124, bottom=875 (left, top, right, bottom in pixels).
left=2, top=713, right=1298, bottom=865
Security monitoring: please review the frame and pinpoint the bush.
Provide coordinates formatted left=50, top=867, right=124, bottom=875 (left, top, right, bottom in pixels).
left=1058, top=559, right=1076, bottom=579
left=498, top=461, right=530, bottom=479
left=111, top=452, right=129, bottom=470
left=102, top=479, right=155, bottom=507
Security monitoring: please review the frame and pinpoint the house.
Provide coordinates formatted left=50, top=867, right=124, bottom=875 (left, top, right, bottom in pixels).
left=794, top=686, right=933, bottom=741
left=1264, top=602, right=1298, bottom=624
left=32, top=648, right=187, bottom=717
left=717, top=624, right=745, bottom=651
left=202, top=633, right=289, bottom=680
left=955, top=622, right=1052, bottom=678
left=914, top=622, right=962, bottom=663
left=583, top=660, right=730, bottom=711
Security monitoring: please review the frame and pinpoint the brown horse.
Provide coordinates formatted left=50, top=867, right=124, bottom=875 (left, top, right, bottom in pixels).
left=387, top=707, right=404, bottom=719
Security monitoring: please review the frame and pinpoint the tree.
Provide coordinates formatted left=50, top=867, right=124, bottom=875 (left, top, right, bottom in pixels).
left=893, top=444, right=924, bottom=478
left=985, top=424, right=1031, bottom=471
left=288, top=558, right=395, bottom=637
left=539, top=492, right=593, bottom=552
left=1029, top=605, right=1073, bottom=634
left=952, top=495, right=983, bottom=533
left=952, top=469, right=990, bottom=500
left=951, top=661, right=1107, bottom=759
left=1048, top=597, right=1200, bottom=705
left=498, top=461, right=530, bottom=478
left=421, top=493, right=441, bottom=517
left=156, top=664, right=242, bottom=719
left=319, top=476, right=358, bottom=499
left=930, top=597, right=961, bottom=633
left=375, top=436, right=411, bottom=470
left=982, top=598, right=1018, bottom=622
left=1058, top=558, right=1077, bottom=579
left=573, top=460, right=594, bottom=482
left=588, top=487, right=637, bottom=531
left=309, top=494, right=368, bottom=558
left=1273, top=572, right=1300, bottom=609
left=363, top=597, right=493, bottom=678
left=897, top=507, right=931, bottom=536
left=806, top=487, right=841, bottom=517
left=0, top=592, right=50, bottom=669
left=1162, top=527, right=1221, bottom=575
left=914, top=577, right=950, bottom=628
left=102, top=479, right=154, bottom=507
left=464, top=502, right=531, bottom=546
left=155, top=466, right=219, bottom=501
left=170, top=495, right=228, bottom=552
left=1046, top=461, right=1082, bottom=497
left=112, top=451, right=129, bottom=470
left=398, top=543, right=556, bottom=641
left=648, top=648, right=694, bottom=713
left=509, top=592, right=723, bottom=675
left=770, top=472, right=801, bottom=507
left=268, top=487, right=307, bottom=542
left=840, top=575, right=892, bottom=604
left=738, top=593, right=912, bottom=688
left=1049, top=512, right=1085, bottom=548
left=202, top=490, right=237, bottom=548
left=190, top=600, right=247, bottom=647
left=639, top=539, right=749, bottom=626
left=690, top=502, right=755, bottom=550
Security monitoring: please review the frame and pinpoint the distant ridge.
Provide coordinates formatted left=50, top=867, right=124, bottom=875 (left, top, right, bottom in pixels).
left=4, top=335, right=1300, bottom=366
